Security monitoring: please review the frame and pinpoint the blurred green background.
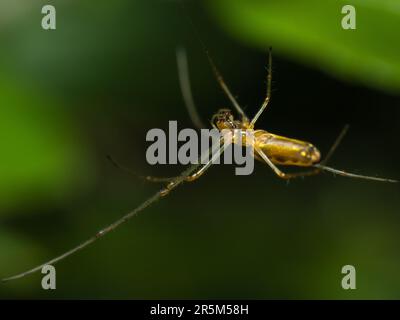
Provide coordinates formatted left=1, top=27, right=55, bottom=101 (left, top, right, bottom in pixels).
left=1, top=0, right=400, bottom=299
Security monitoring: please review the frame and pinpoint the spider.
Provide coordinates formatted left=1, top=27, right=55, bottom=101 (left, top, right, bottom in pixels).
left=3, top=47, right=396, bottom=282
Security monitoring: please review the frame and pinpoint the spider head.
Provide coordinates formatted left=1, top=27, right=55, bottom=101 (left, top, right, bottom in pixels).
left=212, top=109, right=238, bottom=130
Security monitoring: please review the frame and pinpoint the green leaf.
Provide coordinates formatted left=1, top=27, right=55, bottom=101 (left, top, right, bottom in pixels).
left=207, top=0, right=400, bottom=93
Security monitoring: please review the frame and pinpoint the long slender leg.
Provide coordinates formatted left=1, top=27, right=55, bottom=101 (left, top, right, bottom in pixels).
left=254, top=146, right=288, bottom=179
left=311, top=124, right=395, bottom=182
left=186, top=140, right=228, bottom=181
left=255, top=125, right=348, bottom=179
left=176, top=47, right=206, bottom=129
left=286, top=124, right=350, bottom=179
left=255, top=146, right=318, bottom=180
left=320, top=124, right=349, bottom=165
left=312, top=125, right=396, bottom=182
left=204, top=51, right=249, bottom=121
left=107, top=155, right=176, bottom=183
left=161, top=143, right=227, bottom=194
left=1, top=161, right=203, bottom=282
left=313, top=164, right=398, bottom=183
left=2, top=139, right=229, bottom=282
left=249, top=48, right=272, bottom=128
left=108, top=135, right=227, bottom=184
left=256, top=129, right=397, bottom=183
left=272, top=168, right=321, bottom=179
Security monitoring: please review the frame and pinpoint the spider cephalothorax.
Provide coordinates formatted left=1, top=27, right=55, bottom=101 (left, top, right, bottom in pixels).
left=212, top=108, right=245, bottom=130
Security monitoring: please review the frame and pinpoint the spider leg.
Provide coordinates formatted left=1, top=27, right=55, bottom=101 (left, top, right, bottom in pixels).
left=314, top=164, right=398, bottom=183
left=107, top=155, right=176, bottom=183
left=2, top=140, right=228, bottom=282
left=204, top=51, right=249, bottom=122
left=254, top=146, right=291, bottom=179
left=176, top=47, right=206, bottom=129
left=249, top=48, right=272, bottom=128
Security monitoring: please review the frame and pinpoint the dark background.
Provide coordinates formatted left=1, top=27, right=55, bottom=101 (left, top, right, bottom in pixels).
left=1, top=0, right=399, bottom=298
